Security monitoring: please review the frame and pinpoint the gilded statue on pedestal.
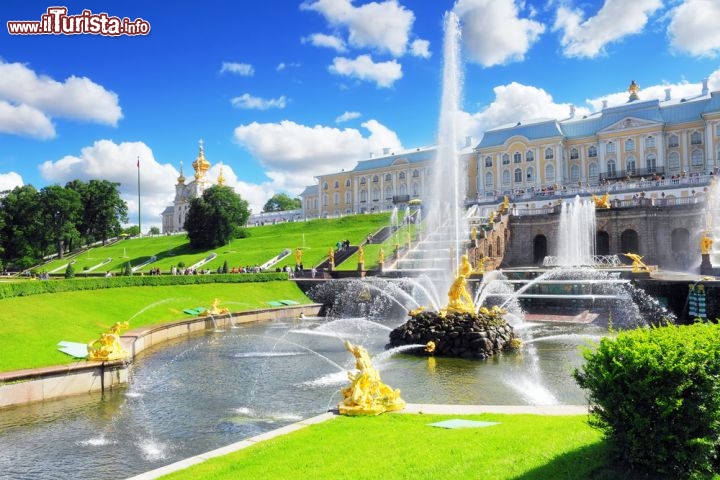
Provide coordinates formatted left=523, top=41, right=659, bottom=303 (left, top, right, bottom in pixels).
left=701, top=233, right=713, bottom=255
left=624, top=253, right=650, bottom=273
left=87, top=321, right=129, bottom=362
left=338, top=341, right=405, bottom=416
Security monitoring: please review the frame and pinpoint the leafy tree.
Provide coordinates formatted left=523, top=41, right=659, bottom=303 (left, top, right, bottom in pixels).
left=262, top=193, right=301, bottom=212
left=66, top=179, right=128, bottom=245
left=38, top=185, right=82, bottom=259
left=64, top=263, right=75, bottom=279
left=123, top=225, right=141, bottom=237
left=0, top=185, right=44, bottom=268
left=185, top=185, right=250, bottom=249
left=148, top=226, right=160, bottom=236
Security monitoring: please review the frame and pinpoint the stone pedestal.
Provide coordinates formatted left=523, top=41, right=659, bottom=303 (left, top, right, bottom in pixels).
left=700, top=254, right=714, bottom=276
left=357, top=262, right=364, bottom=272
left=378, top=261, right=384, bottom=273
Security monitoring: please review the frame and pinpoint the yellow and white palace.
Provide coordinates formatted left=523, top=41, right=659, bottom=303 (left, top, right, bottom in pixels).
left=301, top=80, right=720, bottom=217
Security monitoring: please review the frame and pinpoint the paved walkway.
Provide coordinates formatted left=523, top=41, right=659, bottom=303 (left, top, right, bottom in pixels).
left=125, top=403, right=589, bottom=480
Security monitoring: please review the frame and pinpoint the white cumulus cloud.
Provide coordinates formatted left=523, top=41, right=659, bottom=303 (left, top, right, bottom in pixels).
left=220, top=62, right=255, bottom=76
left=553, top=0, right=662, bottom=58
left=455, top=0, right=545, bottom=67
left=302, top=33, right=347, bottom=52
left=231, top=94, right=287, bottom=110
left=0, top=101, right=54, bottom=139
left=0, top=172, right=24, bottom=191
left=329, top=55, right=402, bottom=88
left=0, top=60, right=121, bottom=138
left=336, top=111, right=361, bottom=123
left=233, top=118, right=402, bottom=192
left=461, top=82, right=590, bottom=142
left=667, top=0, right=720, bottom=58
left=39, top=140, right=177, bottom=230
left=410, top=39, right=431, bottom=58
left=301, top=0, right=415, bottom=57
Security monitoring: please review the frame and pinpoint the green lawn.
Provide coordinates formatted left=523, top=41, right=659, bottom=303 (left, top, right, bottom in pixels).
left=160, top=413, right=635, bottom=480
left=38, top=213, right=391, bottom=275
left=0, top=281, right=310, bottom=373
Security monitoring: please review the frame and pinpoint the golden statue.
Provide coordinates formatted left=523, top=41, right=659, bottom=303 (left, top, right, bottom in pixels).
left=294, top=247, right=302, bottom=266
left=488, top=210, right=496, bottom=224
left=328, top=248, right=335, bottom=264
left=357, top=245, right=364, bottom=264
left=628, top=80, right=640, bottom=101
left=338, top=340, right=405, bottom=416
left=87, top=322, right=129, bottom=362
left=378, top=248, right=385, bottom=264
left=444, top=275, right=476, bottom=314
left=459, top=254, right=473, bottom=277
left=592, top=193, right=610, bottom=209
left=471, top=226, right=477, bottom=241
left=701, top=233, right=713, bottom=255
left=624, top=253, right=650, bottom=273
left=425, top=341, right=436, bottom=354
left=200, top=298, right=229, bottom=316
left=474, top=257, right=489, bottom=275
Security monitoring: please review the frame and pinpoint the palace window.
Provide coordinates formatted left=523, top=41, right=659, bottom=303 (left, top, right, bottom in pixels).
left=372, top=175, right=379, bottom=183
left=399, top=171, right=406, bottom=180
left=570, top=148, right=579, bottom=160
left=716, top=124, right=720, bottom=136
left=513, top=152, right=522, bottom=164
left=544, top=147, right=554, bottom=160
left=526, top=150, right=534, bottom=162
left=625, top=138, right=635, bottom=152
left=345, top=179, right=351, bottom=187
left=570, top=164, right=580, bottom=182
left=606, top=142, right=616, bottom=154
left=323, top=193, right=329, bottom=206
left=360, top=177, right=366, bottom=185
left=589, top=162, right=599, bottom=179
left=668, top=134, right=679, bottom=148
left=645, top=136, right=655, bottom=148
left=502, top=154, right=510, bottom=165
left=514, top=168, right=522, bottom=183
left=607, top=159, right=617, bottom=177
left=485, top=171, right=493, bottom=188
left=502, top=169, right=510, bottom=185
left=399, top=184, right=407, bottom=195
left=333, top=181, right=339, bottom=189
left=323, top=182, right=328, bottom=190
left=333, top=192, right=339, bottom=204
left=385, top=186, right=393, bottom=199
left=691, top=131, right=703, bottom=145
left=691, top=149, right=704, bottom=166
left=668, top=151, right=680, bottom=171
left=484, top=156, right=492, bottom=167
left=527, top=166, right=534, bottom=182
left=345, top=191, right=351, bottom=204
left=372, top=187, right=380, bottom=201
left=412, top=182, right=420, bottom=196
left=412, top=169, right=420, bottom=178
left=646, top=154, right=657, bottom=173
left=626, top=156, right=636, bottom=174
left=545, top=164, right=555, bottom=182
left=359, top=190, right=367, bottom=202
left=384, top=173, right=391, bottom=181
left=588, top=145, right=598, bottom=157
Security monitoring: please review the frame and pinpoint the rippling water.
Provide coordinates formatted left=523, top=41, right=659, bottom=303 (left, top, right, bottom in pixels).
left=0, top=317, right=600, bottom=480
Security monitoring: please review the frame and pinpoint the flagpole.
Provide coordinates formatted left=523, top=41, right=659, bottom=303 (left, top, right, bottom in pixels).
left=137, top=156, right=141, bottom=236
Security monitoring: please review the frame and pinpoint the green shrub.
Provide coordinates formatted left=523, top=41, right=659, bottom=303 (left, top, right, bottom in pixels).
left=234, top=226, right=250, bottom=239
left=0, top=272, right=289, bottom=300
left=64, top=263, right=75, bottom=279
left=574, top=323, right=720, bottom=477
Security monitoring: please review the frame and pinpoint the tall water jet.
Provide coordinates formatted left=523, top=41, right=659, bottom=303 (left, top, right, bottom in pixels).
left=426, top=11, right=465, bottom=287
left=557, top=196, right=596, bottom=266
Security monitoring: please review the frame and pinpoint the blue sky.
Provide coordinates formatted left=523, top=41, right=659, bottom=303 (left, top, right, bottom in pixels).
left=1, top=0, right=719, bottom=229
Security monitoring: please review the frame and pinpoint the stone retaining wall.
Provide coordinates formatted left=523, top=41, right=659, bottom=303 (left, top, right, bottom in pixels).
left=0, top=304, right=323, bottom=409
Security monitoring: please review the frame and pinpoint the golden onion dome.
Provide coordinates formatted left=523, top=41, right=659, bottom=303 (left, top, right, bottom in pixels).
left=192, top=139, right=210, bottom=179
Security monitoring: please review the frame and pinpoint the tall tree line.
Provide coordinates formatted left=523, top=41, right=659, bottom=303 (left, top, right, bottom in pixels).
left=0, top=180, right=128, bottom=269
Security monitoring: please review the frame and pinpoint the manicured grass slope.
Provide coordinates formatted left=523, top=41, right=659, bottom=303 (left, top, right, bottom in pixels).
left=161, top=413, right=624, bottom=480
left=39, top=213, right=391, bottom=274
left=0, top=281, right=309, bottom=373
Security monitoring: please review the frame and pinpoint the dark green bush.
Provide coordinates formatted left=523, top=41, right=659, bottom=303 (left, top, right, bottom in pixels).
left=574, top=323, right=720, bottom=477
left=64, top=263, right=75, bottom=279
left=0, top=272, right=288, bottom=300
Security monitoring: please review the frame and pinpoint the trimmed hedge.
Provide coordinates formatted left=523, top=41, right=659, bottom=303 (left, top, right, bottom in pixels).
left=0, top=273, right=289, bottom=300
left=574, top=323, right=720, bottom=477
